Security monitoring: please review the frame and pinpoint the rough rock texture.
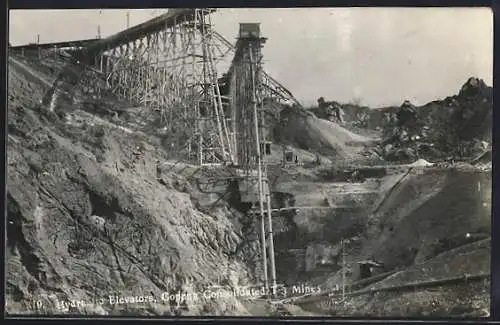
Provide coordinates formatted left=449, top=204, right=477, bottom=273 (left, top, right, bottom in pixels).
left=363, top=167, right=491, bottom=270
left=7, top=58, right=258, bottom=316
left=312, top=77, right=492, bottom=163
left=7, top=51, right=492, bottom=318
left=265, top=163, right=490, bottom=317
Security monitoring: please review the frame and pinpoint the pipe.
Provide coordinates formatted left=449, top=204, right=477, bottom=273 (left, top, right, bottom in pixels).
left=84, top=9, right=201, bottom=58
left=341, top=239, right=346, bottom=299
left=11, top=38, right=100, bottom=50
left=266, top=183, right=277, bottom=296
left=296, top=272, right=490, bottom=306
left=249, top=42, right=268, bottom=293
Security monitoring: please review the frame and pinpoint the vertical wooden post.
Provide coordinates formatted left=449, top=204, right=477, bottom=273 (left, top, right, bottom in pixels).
left=342, top=239, right=346, bottom=300
left=37, top=34, right=41, bottom=59
left=266, top=180, right=277, bottom=296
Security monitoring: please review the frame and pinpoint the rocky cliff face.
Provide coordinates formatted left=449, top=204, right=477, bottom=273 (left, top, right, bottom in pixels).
left=7, top=60, right=259, bottom=316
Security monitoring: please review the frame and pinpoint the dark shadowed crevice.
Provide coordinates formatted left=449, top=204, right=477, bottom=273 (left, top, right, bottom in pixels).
left=6, top=283, right=25, bottom=302
left=7, top=194, right=23, bottom=252
left=226, top=180, right=252, bottom=213
left=7, top=193, right=44, bottom=282
left=269, top=191, right=304, bottom=284
left=88, top=191, right=121, bottom=222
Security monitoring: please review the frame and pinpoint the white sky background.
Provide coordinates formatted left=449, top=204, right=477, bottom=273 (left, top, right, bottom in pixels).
left=8, top=8, right=493, bottom=107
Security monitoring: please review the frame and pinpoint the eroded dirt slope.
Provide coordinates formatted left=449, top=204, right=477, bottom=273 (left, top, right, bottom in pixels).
left=6, top=52, right=492, bottom=319
left=274, top=107, right=376, bottom=163
left=7, top=57, right=259, bottom=316
left=364, top=167, right=491, bottom=270
left=265, top=163, right=490, bottom=317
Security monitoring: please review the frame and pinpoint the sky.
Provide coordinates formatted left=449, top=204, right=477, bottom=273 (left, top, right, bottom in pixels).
left=8, top=8, right=493, bottom=107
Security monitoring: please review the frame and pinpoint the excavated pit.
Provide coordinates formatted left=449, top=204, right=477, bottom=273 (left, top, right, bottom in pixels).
left=6, top=49, right=492, bottom=317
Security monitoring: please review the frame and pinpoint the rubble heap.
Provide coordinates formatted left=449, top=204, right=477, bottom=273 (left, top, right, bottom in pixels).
left=312, top=77, right=492, bottom=164
left=375, top=77, right=492, bottom=163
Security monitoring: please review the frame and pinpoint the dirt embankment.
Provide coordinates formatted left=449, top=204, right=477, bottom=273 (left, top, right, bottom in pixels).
left=274, top=107, right=376, bottom=163
left=7, top=58, right=260, bottom=316
left=267, top=164, right=490, bottom=317
left=364, top=167, right=491, bottom=271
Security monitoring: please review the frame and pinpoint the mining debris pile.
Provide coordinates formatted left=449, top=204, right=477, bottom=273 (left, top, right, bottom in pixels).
left=312, top=77, right=492, bottom=165
left=375, top=77, right=492, bottom=163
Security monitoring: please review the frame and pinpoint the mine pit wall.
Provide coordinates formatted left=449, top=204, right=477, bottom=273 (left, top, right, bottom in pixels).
left=255, top=166, right=491, bottom=288
left=260, top=175, right=382, bottom=285
left=166, top=163, right=490, bottom=293
left=368, top=167, right=491, bottom=273
left=199, top=170, right=386, bottom=286
left=272, top=205, right=371, bottom=285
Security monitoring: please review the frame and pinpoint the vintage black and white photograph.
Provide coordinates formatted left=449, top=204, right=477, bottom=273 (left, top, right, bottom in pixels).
left=6, top=7, right=492, bottom=317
